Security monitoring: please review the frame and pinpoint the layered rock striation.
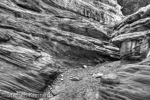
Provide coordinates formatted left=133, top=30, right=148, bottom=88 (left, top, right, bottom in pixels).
left=112, top=5, right=150, bottom=60
left=0, top=0, right=123, bottom=100
left=1, top=0, right=150, bottom=100
left=40, top=5, right=150, bottom=100
left=117, top=0, right=150, bottom=15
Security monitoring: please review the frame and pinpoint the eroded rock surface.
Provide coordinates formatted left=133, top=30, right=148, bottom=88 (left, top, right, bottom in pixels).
left=117, top=0, right=150, bottom=15
left=0, top=0, right=123, bottom=100
left=112, top=5, right=150, bottom=37
left=111, top=5, right=150, bottom=61
left=1, top=0, right=150, bottom=100
left=40, top=4, right=150, bottom=100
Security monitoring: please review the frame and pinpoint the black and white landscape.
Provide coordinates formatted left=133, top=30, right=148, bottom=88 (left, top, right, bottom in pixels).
left=0, top=0, right=150, bottom=100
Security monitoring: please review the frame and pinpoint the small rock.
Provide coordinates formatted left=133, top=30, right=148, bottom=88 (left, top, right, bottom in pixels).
left=92, top=73, right=103, bottom=78
left=101, top=74, right=120, bottom=85
left=69, top=76, right=81, bottom=81
left=104, top=74, right=117, bottom=79
left=83, top=65, right=88, bottom=68
left=60, top=74, right=63, bottom=77
left=60, top=78, right=64, bottom=81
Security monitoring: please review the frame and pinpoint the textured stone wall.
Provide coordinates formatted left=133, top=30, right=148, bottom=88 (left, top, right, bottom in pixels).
left=0, top=0, right=122, bottom=100
left=118, top=0, right=150, bottom=15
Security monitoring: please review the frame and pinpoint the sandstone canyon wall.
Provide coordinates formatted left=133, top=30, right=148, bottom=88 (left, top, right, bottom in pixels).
left=0, top=0, right=150, bottom=100
left=117, top=0, right=150, bottom=15
left=0, top=0, right=123, bottom=100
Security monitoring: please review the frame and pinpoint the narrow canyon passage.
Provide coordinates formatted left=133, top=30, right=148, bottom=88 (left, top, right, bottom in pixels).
left=0, top=0, right=150, bottom=100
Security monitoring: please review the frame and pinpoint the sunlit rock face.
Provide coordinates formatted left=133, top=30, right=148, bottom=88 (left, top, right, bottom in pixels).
left=117, top=0, right=150, bottom=15
left=0, top=0, right=123, bottom=100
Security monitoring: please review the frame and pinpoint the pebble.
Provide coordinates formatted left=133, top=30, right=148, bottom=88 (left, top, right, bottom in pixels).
left=60, top=74, right=64, bottom=77
left=69, top=76, right=81, bottom=81
left=102, top=74, right=117, bottom=80
left=92, top=73, right=103, bottom=78
left=60, top=78, right=64, bottom=81
left=83, top=65, right=88, bottom=68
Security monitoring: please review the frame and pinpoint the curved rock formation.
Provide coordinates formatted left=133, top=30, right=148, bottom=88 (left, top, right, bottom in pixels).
left=111, top=5, right=150, bottom=61
left=117, top=0, right=150, bottom=15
